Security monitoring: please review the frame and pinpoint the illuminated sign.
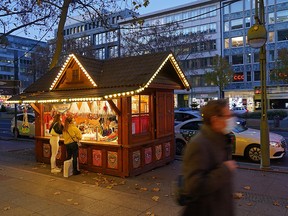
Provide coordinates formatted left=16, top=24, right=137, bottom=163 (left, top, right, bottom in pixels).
left=233, top=73, right=244, bottom=82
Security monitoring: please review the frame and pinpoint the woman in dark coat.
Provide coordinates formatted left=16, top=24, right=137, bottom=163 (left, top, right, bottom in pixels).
left=181, top=99, right=237, bottom=216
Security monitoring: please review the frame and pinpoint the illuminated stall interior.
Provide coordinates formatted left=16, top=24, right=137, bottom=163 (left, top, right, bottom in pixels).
left=7, top=51, right=190, bottom=177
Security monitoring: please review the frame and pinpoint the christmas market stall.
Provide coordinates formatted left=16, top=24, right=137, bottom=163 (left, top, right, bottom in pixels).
left=7, top=51, right=190, bottom=177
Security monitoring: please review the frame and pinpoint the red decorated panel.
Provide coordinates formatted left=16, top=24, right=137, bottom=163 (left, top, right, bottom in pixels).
left=43, top=143, right=50, bottom=158
left=78, top=148, right=88, bottom=164
left=132, top=150, right=141, bottom=169
left=92, top=149, right=102, bottom=167
left=164, top=142, right=171, bottom=157
left=155, top=145, right=162, bottom=160
left=107, top=151, right=118, bottom=169
left=144, top=147, right=152, bottom=164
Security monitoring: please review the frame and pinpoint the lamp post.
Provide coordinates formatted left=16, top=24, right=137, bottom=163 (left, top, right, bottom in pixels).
left=247, top=0, right=270, bottom=169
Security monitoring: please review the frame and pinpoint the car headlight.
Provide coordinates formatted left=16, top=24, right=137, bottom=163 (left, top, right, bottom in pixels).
left=269, top=141, right=281, bottom=148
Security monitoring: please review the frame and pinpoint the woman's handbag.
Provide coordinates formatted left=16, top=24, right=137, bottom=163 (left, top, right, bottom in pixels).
left=67, top=130, right=81, bottom=147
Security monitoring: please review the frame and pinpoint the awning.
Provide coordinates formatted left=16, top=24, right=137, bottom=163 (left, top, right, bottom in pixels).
left=7, top=86, right=139, bottom=104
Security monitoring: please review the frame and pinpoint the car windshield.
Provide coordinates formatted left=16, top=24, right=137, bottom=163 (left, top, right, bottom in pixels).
left=232, top=123, right=248, bottom=133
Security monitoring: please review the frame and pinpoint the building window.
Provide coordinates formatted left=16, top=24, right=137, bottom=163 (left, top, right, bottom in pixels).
left=269, top=32, right=275, bottom=42
left=254, top=71, right=260, bottom=81
left=131, top=95, right=150, bottom=135
left=225, top=39, right=230, bottom=48
left=268, top=12, right=275, bottom=24
left=230, top=1, right=243, bottom=13
left=232, top=54, right=243, bottom=64
left=254, top=53, right=259, bottom=62
left=247, top=71, right=251, bottom=81
left=245, top=0, right=251, bottom=10
left=245, top=17, right=251, bottom=28
left=231, top=36, right=244, bottom=47
left=276, top=10, right=288, bottom=23
left=231, top=19, right=243, bottom=30
left=278, top=29, right=288, bottom=41
left=246, top=53, right=252, bottom=63
left=95, top=48, right=105, bottom=60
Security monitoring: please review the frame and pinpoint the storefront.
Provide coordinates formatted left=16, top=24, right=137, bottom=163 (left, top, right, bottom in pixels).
left=7, top=52, right=190, bottom=177
left=225, top=90, right=254, bottom=112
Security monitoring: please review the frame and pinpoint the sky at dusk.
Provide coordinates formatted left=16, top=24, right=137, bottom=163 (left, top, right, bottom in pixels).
left=11, top=0, right=194, bottom=42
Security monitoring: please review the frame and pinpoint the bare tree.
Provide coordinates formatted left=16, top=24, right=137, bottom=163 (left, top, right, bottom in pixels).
left=270, top=48, right=288, bottom=84
left=120, top=20, right=208, bottom=58
left=0, top=0, right=150, bottom=69
left=204, top=55, right=234, bottom=99
left=27, top=45, right=51, bottom=82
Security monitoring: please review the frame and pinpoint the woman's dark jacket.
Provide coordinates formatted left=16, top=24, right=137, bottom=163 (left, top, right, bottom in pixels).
left=181, top=125, right=234, bottom=216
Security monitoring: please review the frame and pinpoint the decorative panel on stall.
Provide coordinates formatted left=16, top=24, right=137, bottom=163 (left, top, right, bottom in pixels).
left=155, top=144, right=162, bottom=161
left=132, top=150, right=141, bottom=169
left=144, top=147, right=152, bottom=164
left=164, top=142, right=171, bottom=157
left=43, top=143, right=50, bottom=158
left=92, top=149, right=102, bottom=167
left=78, top=148, right=88, bottom=164
left=107, top=151, right=118, bottom=169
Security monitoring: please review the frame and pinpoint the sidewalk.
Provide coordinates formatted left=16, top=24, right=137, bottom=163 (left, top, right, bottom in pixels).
left=0, top=139, right=288, bottom=215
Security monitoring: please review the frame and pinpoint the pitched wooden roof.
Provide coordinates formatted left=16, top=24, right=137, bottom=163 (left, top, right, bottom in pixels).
left=8, top=51, right=190, bottom=104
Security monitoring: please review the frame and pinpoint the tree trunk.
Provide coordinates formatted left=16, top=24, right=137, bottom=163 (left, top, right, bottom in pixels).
left=49, top=0, right=72, bottom=70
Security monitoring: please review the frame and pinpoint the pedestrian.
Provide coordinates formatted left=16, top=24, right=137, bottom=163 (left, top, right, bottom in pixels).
left=49, top=114, right=63, bottom=173
left=62, top=116, right=82, bottom=175
left=181, top=99, right=238, bottom=216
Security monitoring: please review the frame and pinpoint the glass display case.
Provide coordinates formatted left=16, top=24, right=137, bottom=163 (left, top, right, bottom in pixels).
left=43, top=100, right=119, bottom=143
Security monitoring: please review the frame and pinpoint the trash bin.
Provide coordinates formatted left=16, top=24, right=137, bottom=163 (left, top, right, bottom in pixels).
left=273, top=115, right=280, bottom=128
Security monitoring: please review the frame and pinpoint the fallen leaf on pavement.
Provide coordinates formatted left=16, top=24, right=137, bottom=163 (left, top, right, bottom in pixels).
left=233, top=192, right=244, bottom=199
left=152, top=196, right=159, bottom=202
left=141, top=187, right=148, bottom=191
left=246, top=202, right=254, bottom=206
left=243, top=186, right=251, bottom=190
left=273, top=201, right=280, bottom=206
left=152, top=187, right=160, bottom=192
left=3, top=206, right=10, bottom=211
left=54, top=191, right=61, bottom=195
left=67, top=199, right=73, bottom=202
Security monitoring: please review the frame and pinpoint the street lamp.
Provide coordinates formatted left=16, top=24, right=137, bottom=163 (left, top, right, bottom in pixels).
left=247, top=0, right=270, bottom=169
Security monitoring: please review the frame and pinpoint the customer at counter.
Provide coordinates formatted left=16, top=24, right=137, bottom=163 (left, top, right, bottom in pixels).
left=62, top=116, right=82, bottom=175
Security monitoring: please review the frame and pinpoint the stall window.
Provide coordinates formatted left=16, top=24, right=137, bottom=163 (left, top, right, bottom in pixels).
left=131, top=95, right=150, bottom=135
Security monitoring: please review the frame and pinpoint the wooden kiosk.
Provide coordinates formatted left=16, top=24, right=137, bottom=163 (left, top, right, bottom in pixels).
left=8, top=52, right=190, bottom=177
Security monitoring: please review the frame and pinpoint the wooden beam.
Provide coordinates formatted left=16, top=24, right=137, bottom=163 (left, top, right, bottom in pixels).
left=30, top=103, right=40, bottom=114
left=107, top=100, right=121, bottom=116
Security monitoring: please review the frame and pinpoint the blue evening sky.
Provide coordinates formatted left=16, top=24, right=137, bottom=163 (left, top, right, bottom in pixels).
left=13, top=1, right=194, bottom=41
left=138, top=0, right=194, bottom=14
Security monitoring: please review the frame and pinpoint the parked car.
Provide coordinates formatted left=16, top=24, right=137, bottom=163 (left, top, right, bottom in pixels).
left=174, top=109, right=202, bottom=126
left=175, top=108, right=246, bottom=127
left=11, top=113, right=35, bottom=137
left=231, top=107, right=248, bottom=115
left=174, top=119, right=286, bottom=162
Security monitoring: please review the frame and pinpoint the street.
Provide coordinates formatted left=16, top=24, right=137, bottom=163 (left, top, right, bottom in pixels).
left=1, top=114, right=288, bottom=168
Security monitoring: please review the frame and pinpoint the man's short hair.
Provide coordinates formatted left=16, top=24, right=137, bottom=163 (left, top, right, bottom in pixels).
left=201, top=99, right=229, bottom=125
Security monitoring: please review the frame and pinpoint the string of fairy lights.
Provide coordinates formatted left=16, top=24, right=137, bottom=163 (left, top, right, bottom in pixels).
left=7, top=53, right=190, bottom=104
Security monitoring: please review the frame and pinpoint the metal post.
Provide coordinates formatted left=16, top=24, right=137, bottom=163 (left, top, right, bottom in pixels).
left=14, top=50, right=19, bottom=139
left=259, top=0, right=270, bottom=169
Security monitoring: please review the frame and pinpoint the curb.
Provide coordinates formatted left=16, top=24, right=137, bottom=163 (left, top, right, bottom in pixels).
left=238, top=162, right=288, bottom=174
